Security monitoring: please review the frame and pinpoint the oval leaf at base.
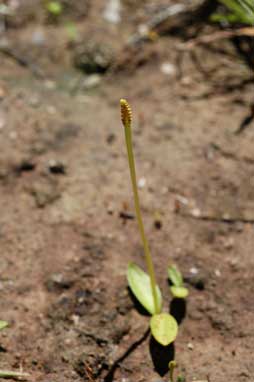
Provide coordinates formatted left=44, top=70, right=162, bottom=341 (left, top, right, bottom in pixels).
left=150, top=313, right=178, bottom=346
left=127, top=262, right=162, bottom=315
left=170, top=286, right=189, bottom=299
left=0, top=321, right=8, bottom=330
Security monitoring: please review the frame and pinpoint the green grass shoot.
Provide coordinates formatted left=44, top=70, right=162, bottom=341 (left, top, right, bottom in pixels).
left=168, top=265, right=189, bottom=299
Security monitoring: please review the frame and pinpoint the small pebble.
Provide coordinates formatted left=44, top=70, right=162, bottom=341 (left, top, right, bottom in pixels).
left=176, top=195, right=189, bottom=205
left=191, top=208, right=201, bottom=217
left=83, top=74, right=101, bottom=90
left=190, top=267, right=198, bottom=275
left=214, top=269, right=221, bottom=277
left=70, top=314, right=79, bottom=325
left=103, top=0, right=121, bottom=24
left=160, top=62, right=176, bottom=76
left=138, top=177, right=146, bottom=189
left=187, top=342, right=194, bottom=350
left=138, top=24, right=149, bottom=36
left=222, top=212, right=231, bottom=220
left=31, top=28, right=45, bottom=46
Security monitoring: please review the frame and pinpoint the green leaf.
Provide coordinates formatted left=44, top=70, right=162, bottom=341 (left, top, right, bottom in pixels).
left=0, top=321, right=8, bottom=330
left=168, top=265, right=183, bottom=287
left=211, top=12, right=240, bottom=23
left=127, top=262, right=162, bottom=315
left=65, top=22, right=78, bottom=41
left=170, top=286, right=189, bottom=299
left=215, top=0, right=254, bottom=24
left=150, top=313, right=178, bottom=346
left=46, top=1, right=63, bottom=16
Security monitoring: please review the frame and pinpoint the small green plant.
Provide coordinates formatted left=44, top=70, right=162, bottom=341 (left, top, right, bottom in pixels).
left=212, top=0, right=254, bottom=25
left=46, top=1, right=63, bottom=17
left=168, top=265, right=189, bottom=299
left=120, top=99, right=179, bottom=346
left=65, top=21, right=78, bottom=42
left=0, top=321, right=8, bottom=331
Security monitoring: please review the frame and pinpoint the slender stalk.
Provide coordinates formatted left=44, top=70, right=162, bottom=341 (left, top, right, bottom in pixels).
left=0, top=370, right=29, bottom=379
left=169, top=361, right=177, bottom=382
left=120, top=99, right=160, bottom=314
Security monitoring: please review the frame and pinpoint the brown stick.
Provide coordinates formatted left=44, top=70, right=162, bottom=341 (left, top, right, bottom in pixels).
left=179, top=27, right=254, bottom=50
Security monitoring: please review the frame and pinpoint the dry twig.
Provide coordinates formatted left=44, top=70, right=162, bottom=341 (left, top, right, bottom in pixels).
left=179, top=27, right=254, bottom=50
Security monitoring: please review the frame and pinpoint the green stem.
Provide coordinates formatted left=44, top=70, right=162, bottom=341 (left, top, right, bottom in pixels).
left=124, top=121, right=160, bottom=314
left=169, top=361, right=177, bottom=382
left=0, top=370, right=29, bottom=379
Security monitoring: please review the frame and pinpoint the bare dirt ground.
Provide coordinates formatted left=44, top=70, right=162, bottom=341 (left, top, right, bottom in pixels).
left=0, top=1, right=253, bottom=381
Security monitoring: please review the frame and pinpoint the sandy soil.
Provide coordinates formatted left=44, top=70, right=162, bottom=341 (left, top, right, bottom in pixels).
left=0, top=1, right=253, bottom=381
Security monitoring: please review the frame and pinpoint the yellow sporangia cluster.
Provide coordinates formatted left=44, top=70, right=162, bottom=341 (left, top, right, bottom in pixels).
left=120, top=99, right=132, bottom=127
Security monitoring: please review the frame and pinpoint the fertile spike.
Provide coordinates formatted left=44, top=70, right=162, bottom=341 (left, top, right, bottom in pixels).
left=120, top=99, right=132, bottom=127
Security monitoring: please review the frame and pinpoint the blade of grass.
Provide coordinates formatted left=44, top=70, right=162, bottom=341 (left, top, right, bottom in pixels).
left=218, top=0, right=254, bottom=24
